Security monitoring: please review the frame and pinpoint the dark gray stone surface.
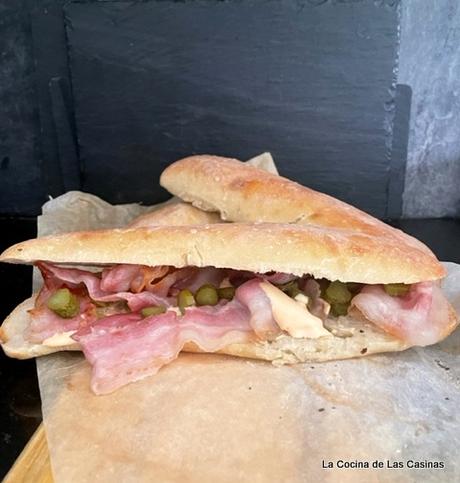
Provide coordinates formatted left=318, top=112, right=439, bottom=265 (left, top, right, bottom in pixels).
left=66, top=0, right=400, bottom=217
left=30, top=0, right=79, bottom=196
left=387, top=84, right=412, bottom=218
left=399, top=0, right=460, bottom=217
left=1, top=0, right=458, bottom=218
left=0, top=1, right=44, bottom=215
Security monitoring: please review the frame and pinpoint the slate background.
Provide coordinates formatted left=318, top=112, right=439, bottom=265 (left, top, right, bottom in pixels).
left=400, top=0, right=460, bottom=217
left=65, top=0, right=400, bottom=217
left=0, top=1, right=44, bottom=214
left=0, top=0, right=458, bottom=218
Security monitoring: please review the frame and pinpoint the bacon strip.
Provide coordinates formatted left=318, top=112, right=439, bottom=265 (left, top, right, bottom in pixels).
left=100, top=264, right=141, bottom=292
left=30, top=262, right=456, bottom=395
left=351, top=282, right=454, bottom=346
left=73, top=312, right=178, bottom=394
left=172, top=267, right=227, bottom=293
left=37, top=262, right=108, bottom=300
left=181, top=299, right=253, bottom=350
left=146, top=267, right=196, bottom=297
left=73, top=301, right=254, bottom=394
left=37, top=262, right=171, bottom=308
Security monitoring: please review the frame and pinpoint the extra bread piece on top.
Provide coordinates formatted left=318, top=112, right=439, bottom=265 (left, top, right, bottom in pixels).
left=159, top=155, right=436, bottom=257
left=0, top=223, right=444, bottom=284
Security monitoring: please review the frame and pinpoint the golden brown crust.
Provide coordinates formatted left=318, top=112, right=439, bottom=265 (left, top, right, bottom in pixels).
left=159, top=155, right=394, bottom=233
left=160, top=155, right=444, bottom=279
left=0, top=223, right=444, bottom=284
left=128, top=201, right=221, bottom=228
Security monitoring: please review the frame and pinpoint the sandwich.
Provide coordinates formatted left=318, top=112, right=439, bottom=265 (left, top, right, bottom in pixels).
left=0, top=157, right=457, bottom=395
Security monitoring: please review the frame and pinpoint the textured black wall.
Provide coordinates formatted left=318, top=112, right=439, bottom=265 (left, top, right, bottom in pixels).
left=1, top=0, right=407, bottom=217
left=65, top=1, right=401, bottom=217
left=0, top=1, right=44, bottom=215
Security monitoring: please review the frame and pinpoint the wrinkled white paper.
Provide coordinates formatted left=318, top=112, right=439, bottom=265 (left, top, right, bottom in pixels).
left=34, top=154, right=459, bottom=482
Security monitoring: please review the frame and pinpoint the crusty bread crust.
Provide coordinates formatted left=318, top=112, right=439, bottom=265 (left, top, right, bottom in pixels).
left=1, top=295, right=410, bottom=363
left=160, top=155, right=386, bottom=231
left=128, top=201, right=221, bottom=228
left=0, top=223, right=444, bottom=284
left=160, top=155, right=441, bottom=270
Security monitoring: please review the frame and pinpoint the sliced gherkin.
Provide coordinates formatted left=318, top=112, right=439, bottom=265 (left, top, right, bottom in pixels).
left=195, top=284, right=219, bottom=307
left=178, top=289, right=195, bottom=314
left=330, top=302, right=349, bottom=317
left=217, top=286, right=236, bottom=301
left=317, top=278, right=330, bottom=297
left=384, top=283, right=410, bottom=297
left=46, top=288, right=79, bottom=318
left=325, top=281, right=352, bottom=304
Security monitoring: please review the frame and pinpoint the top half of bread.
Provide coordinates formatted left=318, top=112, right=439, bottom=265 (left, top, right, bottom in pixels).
left=0, top=221, right=444, bottom=284
left=160, top=155, right=437, bottom=258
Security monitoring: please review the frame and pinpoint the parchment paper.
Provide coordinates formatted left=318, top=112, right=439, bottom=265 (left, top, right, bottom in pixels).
left=34, top=154, right=459, bottom=482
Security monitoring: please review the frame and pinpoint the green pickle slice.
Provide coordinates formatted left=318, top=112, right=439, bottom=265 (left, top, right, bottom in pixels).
left=195, top=284, right=219, bottom=307
left=46, top=288, right=79, bottom=318
left=323, top=281, right=353, bottom=317
left=317, top=278, right=330, bottom=297
left=325, top=281, right=352, bottom=304
left=384, top=283, right=410, bottom=297
left=330, top=302, right=349, bottom=317
left=141, top=306, right=166, bottom=317
left=217, top=286, right=235, bottom=301
left=178, top=289, right=196, bottom=314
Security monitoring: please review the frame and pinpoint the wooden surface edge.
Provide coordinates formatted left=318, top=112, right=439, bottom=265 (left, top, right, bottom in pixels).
left=4, top=423, right=53, bottom=483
